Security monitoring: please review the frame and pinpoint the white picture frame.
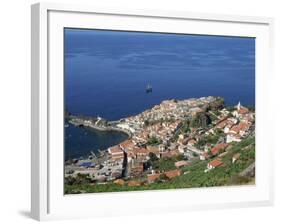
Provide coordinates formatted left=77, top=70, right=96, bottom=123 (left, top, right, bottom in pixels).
left=31, top=2, right=274, bottom=221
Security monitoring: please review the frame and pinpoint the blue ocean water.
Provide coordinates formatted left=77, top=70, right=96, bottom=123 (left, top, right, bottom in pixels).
left=64, top=29, right=255, bottom=159
left=65, top=124, right=128, bottom=160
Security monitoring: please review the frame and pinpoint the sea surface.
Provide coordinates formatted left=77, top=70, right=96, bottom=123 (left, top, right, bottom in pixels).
left=64, top=29, right=255, bottom=159
left=65, top=123, right=128, bottom=160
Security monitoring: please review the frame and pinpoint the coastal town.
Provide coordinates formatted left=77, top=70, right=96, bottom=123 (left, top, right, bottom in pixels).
left=65, top=96, right=255, bottom=193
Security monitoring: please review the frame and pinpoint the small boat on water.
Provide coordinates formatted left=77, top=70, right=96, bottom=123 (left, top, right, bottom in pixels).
left=146, top=84, right=152, bottom=93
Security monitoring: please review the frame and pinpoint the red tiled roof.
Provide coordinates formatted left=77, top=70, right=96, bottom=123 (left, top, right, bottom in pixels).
left=230, top=122, right=250, bottom=134
left=147, top=173, right=161, bottom=182
left=113, top=179, right=125, bottom=186
left=238, top=107, right=249, bottom=114
left=238, top=121, right=250, bottom=130
left=211, top=143, right=228, bottom=155
left=120, top=139, right=134, bottom=149
left=208, top=158, right=223, bottom=168
left=230, top=125, right=240, bottom=133
left=134, top=147, right=149, bottom=155
left=108, top=145, right=123, bottom=154
left=175, top=160, right=188, bottom=168
left=128, top=180, right=141, bottom=187
left=165, top=169, right=182, bottom=179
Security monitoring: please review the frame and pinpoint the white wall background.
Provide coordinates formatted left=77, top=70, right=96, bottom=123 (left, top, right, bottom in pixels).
left=0, top=0, right=279, bottom=223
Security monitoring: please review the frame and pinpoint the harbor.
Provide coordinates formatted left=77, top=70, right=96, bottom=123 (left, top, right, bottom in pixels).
left=64, top=120, right=129, bottom=161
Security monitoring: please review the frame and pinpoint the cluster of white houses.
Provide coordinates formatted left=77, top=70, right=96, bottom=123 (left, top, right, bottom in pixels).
left=214, top=102, right=254, bottom=143
left=67, top=98, right=254, bottom=184
left=107, top=102, right=254, bottom=178
left=116, top=96, right=218, bottom=142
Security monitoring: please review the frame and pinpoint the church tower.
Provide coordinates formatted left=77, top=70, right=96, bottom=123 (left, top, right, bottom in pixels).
left=121, top=149, right=128, bottom=178
left=237, top=101, right=241, bottom=110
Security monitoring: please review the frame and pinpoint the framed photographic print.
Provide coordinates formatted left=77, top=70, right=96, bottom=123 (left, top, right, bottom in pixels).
left=31, top=2, right=274, bottom=221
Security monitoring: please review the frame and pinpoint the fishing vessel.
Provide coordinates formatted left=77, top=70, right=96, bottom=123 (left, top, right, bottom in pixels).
left=146, top=84, right=152, bottom=93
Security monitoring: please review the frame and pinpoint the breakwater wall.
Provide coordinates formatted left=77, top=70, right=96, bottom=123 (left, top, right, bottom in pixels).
left=68, top=119, right=132, bottom=137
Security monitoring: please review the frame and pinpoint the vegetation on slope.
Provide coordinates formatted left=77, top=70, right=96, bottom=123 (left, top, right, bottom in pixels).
left=65, top=136, right=255, bottom=194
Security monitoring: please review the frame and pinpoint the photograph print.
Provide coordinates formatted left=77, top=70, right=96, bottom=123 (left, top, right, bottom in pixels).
left=64, top=28, right=255, bottom=194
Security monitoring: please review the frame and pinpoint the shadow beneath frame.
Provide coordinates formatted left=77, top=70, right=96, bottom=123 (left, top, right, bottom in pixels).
left=18, top=210, right=32, bottom=219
